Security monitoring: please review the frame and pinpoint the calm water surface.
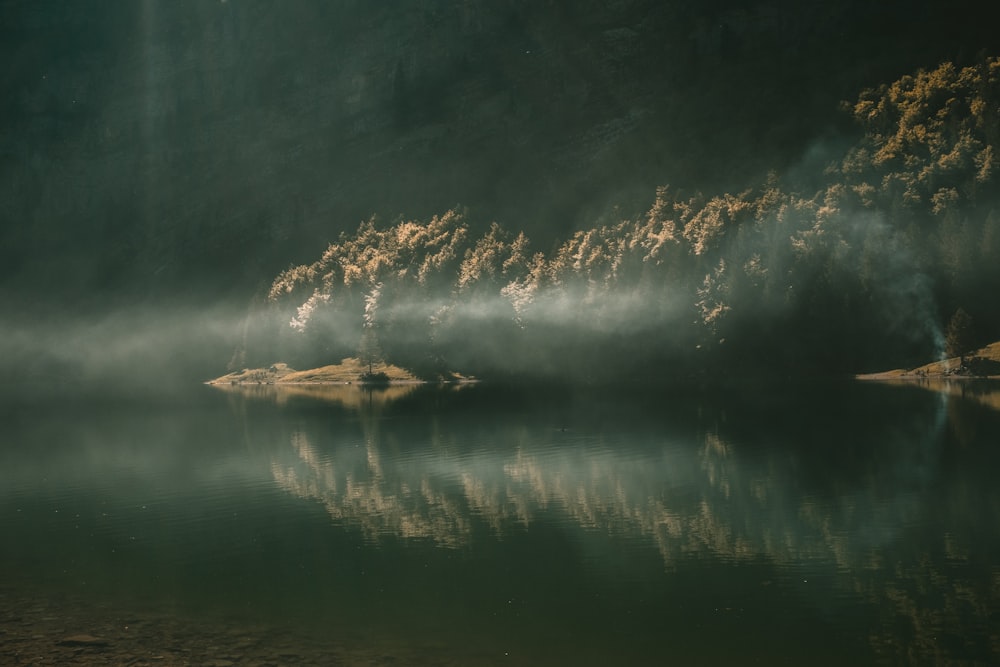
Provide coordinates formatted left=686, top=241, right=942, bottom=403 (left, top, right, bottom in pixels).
left=2, top=380, right=999, bottom=664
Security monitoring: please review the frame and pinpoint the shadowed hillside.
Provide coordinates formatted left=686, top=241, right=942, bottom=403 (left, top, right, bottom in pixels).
left=3, top=0, right=999, bottom=309
left=238, top=57, right=1000, bottom=381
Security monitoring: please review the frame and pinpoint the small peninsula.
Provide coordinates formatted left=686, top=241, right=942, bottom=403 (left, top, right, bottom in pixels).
left=207, top=358, right=474, bottom=386
left=857, top=341, right=1000, bottom=381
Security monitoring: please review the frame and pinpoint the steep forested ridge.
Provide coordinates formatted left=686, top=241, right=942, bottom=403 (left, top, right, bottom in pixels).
left=3, top=2, right=1000, bottom=385
left=251, top=58, right=1000, bottom=380
left=2, top=0, right=998, bottom=310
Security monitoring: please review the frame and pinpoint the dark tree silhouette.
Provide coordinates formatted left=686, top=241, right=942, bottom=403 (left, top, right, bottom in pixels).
left=945, top=307, right=975, bottom=366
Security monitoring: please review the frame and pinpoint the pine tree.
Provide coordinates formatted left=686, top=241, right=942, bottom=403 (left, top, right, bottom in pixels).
left=945, top=307, right=975, bottom=366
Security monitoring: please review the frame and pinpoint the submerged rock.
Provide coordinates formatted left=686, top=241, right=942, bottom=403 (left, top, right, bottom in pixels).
left=57, top=633, right=110, bottom=647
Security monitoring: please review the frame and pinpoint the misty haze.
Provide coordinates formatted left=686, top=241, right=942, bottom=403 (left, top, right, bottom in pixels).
left=2, top=1, right=1000, bottom=665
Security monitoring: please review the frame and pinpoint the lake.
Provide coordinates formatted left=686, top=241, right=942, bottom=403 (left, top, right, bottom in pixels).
left=2, top=379, right=999, bottom=665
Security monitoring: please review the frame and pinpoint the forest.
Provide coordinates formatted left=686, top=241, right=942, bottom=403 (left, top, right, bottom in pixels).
left=234, top=57, right=1000, bottom=382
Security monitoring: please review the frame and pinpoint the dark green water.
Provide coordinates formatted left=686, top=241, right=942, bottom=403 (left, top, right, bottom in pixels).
left=2, top=380, right=999, bottom=665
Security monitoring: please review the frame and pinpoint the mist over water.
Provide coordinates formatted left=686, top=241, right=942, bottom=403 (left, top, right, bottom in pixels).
left=0, top=305, right=247, bottom=393
left=3, top=6, right=1000, bottom=666
left=1, top=6, right=998, bottom=385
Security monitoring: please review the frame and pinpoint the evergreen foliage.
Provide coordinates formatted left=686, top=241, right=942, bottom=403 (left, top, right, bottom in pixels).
left=945, top=307, right=975, bottom=364
left=253, top=57, right=1000, bottom=380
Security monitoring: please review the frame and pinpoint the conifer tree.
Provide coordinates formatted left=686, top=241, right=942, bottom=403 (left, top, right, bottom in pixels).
left=945, top=307, right=975, bottom=366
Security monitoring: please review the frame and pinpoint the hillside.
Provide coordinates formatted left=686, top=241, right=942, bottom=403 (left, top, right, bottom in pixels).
left=226, top=57, right=1000, bottom=383
left=4, top=1, right=999, bottom=310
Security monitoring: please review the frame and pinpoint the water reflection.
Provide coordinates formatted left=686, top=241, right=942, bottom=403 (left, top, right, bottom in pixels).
left=252, top=386, right=945, bottom=563
left=2, top=382, right=997, bottom=664
left=883, top=377, right=1000, bottom=413
left=210, top=381, right=424, bottom=409
left=225, top=382, right=1000, bottom=663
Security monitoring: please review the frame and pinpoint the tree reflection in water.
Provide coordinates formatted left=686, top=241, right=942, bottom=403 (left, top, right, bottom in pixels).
left=224, top=381, right=1000, bottom=664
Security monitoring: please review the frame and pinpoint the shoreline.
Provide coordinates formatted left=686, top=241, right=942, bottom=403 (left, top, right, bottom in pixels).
left=856, top=371, right=1000, bottom=382
left=0, top=585, right=448, bottom=667
left=855, top=341, right=1000, bottom=383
